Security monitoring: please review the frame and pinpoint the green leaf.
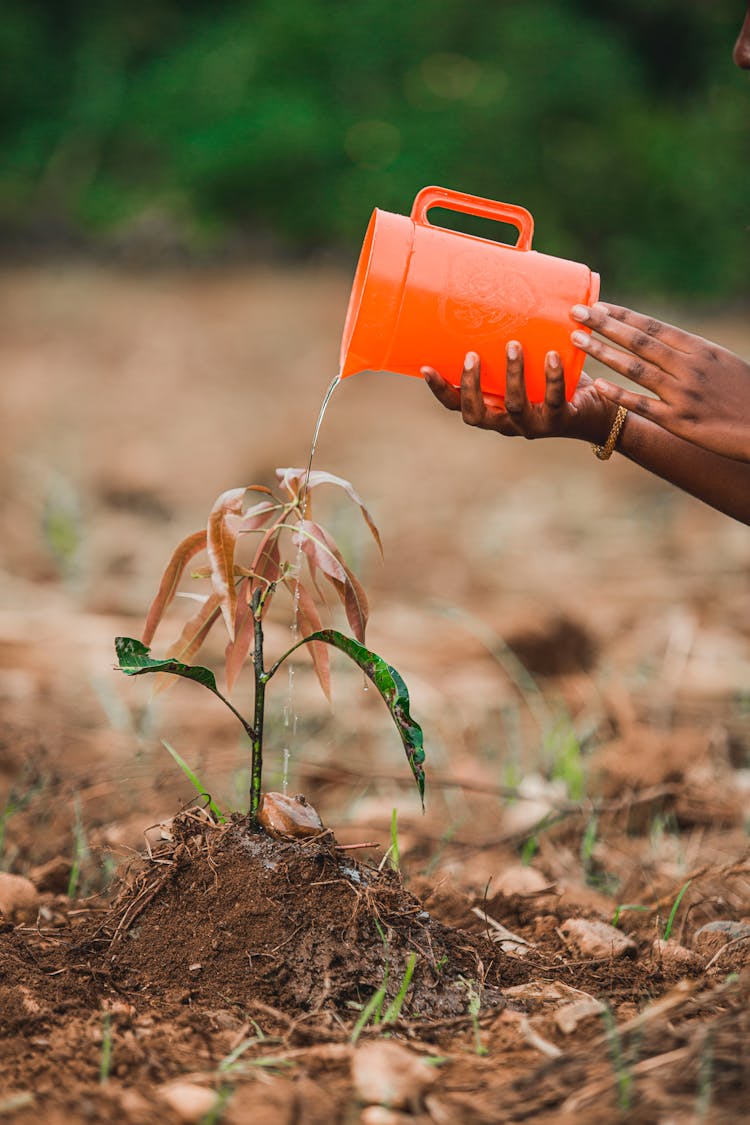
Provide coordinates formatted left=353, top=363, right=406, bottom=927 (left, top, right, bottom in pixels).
left=116, top=636, right=219, bottom=692
left=272, top=629, right=425, bottom=805
left=114, top=637, right=255, bottom=740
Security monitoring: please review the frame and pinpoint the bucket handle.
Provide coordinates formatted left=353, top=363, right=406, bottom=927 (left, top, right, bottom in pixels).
left=410, top=186, right=534, bottom=251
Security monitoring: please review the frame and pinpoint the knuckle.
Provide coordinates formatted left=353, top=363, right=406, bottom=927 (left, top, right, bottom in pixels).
left=628, top=359, right=647, bottom=380
left=645, top=318, right=663, bottom=337
left=678, top=394, right=701, bottom=422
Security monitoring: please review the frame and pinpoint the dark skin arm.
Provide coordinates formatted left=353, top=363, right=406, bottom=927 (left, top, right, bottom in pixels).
left=422, top=346, right=750, bottom=526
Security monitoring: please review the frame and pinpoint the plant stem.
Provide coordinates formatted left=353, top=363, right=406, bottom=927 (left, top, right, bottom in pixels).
left=250, top=586, right=267, bottom=828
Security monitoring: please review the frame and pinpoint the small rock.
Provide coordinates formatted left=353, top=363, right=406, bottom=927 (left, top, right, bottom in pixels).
left=693, top=920, right=750, bottom=959
left=28, top=856, right=73, bottom=894
left=157, top=1081, right=219, bottom=1123
left=223, top=1082, right=295, bottom=1125
left=560, top=917, right=637, bottom=960
left=18, top=987, right=45, bottom=1017
left=206, top=1008, right=242, bottom=1030
left=352, top=1041, right=436, bottom=1111
left=360, top=1107, right=413, bottom=1125
left=554, top=994, right=605, bottom=1033
left=118, top=1089, right=151, bottom=1116
left=257, top=792, right=324, bottom=840
left=0, top=873, right=38, bottom=918
left=652, top=938, right=701, bottom=968
left=488, top=865, right=553, bottom=897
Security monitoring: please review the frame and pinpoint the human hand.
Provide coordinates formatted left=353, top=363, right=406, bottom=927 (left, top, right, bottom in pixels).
left=571, top=302, right=750, bottom=462
left=421, top=343, right=619, bottom=444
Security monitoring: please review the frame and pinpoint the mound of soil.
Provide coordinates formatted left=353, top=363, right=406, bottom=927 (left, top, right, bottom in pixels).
left=99, top=813, right=515, bottom=1018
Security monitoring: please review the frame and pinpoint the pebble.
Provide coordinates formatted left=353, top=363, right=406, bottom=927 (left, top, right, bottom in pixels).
left=554, top=993, right=605, bottom=1033
left=488, top=864, right=553, bottom=897
left=693, top=920, right=750, bottom=959
left=157, top=1081, right=220, bottom=1123
left=27, top=856, right=72, bottom=894
left=118, top=1089, right=151, bottom=1117
left=560, top=917, right=637, bottom=960
left=352, top=1041, right=437, bottom=1110
left=360, top=1107, right=414, bottom=1125
left=257, top=792, right=324, bottom=839
left=652, top=938, right=700, bottom=968
left=0, top=873, right=38, bottom=918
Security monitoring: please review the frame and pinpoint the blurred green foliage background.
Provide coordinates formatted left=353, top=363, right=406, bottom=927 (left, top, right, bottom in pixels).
left=1, top=0, right=747, bottom=299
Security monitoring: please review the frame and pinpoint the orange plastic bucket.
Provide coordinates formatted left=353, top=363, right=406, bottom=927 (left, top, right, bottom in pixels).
left=339, top=186, right=599, bottom=402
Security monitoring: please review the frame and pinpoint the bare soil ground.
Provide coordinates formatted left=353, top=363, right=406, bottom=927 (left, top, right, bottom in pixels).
left=1, top=264, right=750, bottom=1123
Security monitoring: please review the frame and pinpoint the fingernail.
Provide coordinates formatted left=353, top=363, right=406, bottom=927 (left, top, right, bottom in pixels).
left=571, top=330, right=590, bottom=348
left=571, top=304, right=589, bottom=322
left=465, top=351, right=479, bottom=366
left=506, top=341, right=520, bottom=360
left=547, top=351, right=560, bottom=369
left=420, top=366, right=432, bottom=378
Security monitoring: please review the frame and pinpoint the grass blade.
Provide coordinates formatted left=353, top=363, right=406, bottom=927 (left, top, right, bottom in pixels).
left=350, top=983, right=388, bottom=1045
left=383, top=952, right=417, bottom=1023
left=162, top=740, right=225, bottom=822
left=663, top=879, right=692, bottom=942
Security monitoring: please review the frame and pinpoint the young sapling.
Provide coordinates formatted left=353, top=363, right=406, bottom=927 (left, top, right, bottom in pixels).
left=115, top=468, right=425, bottom=830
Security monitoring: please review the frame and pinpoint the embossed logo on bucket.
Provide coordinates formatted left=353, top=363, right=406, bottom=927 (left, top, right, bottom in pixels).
left=439, top=249, right=539, bottom=338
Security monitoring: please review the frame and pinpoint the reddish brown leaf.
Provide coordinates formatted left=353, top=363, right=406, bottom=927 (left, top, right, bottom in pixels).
left=234, top=498, right=280, bottom=534
left=252, top=534, right=282, bottom=599
left=141, top=529, right=207, bottom=647
left=207, top=487, right=246, bottom=640
left=293, top=519, right=368, bottom=642
left=224, top=537, right=282, bottom=695
left=284, top=578, right=331, bottom=700
left=276, top=468, right=382, bottom=556
left=164, top=592, right=223, bottom=664
left=152, top=593, right=223, bottom=694
left=276, top=467, right=305, bottom=502
left=225, top=578, right=255, bottom=696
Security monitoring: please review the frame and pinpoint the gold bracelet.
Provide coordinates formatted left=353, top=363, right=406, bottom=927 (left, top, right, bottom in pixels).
left=592, top=405, right=628, bottom=461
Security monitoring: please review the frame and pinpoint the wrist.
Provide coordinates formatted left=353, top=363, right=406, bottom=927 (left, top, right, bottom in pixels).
left=570, top=403, right=622, bottom=445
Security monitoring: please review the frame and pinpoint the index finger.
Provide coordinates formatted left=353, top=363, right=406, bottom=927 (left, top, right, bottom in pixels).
left=580, top=302, right=694, bottom=354
left=422, top=365, right=461, bottom=411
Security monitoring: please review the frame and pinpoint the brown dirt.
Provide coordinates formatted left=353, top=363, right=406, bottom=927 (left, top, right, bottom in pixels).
left=1, top=265, right=750, bottom=1122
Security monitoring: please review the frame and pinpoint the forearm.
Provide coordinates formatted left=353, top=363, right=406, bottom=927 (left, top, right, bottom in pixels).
left=613, top=412, right=750, bottom=525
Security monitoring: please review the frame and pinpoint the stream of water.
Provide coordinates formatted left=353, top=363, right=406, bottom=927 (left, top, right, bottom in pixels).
left=280, top=373, right=341, bottom=793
